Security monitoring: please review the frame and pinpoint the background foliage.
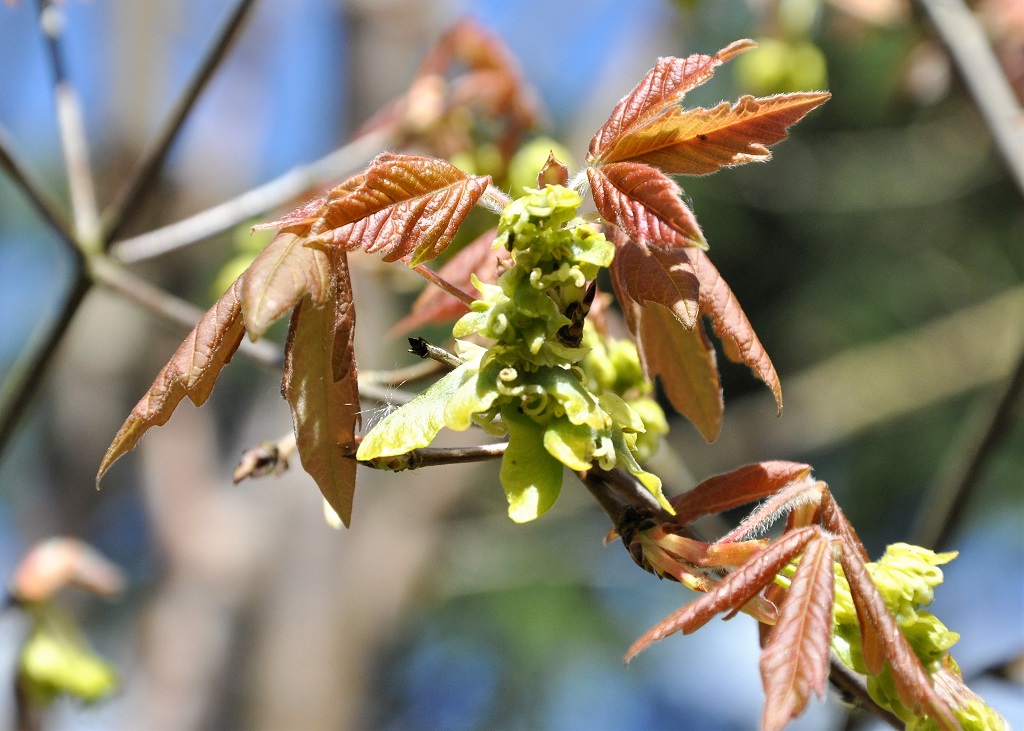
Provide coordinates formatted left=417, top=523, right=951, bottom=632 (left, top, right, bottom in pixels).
left=0, top=0, right=1020, bottom=728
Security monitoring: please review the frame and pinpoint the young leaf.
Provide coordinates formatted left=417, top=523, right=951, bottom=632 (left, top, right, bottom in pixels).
left=597, top=92, right=831, bottom=175
left=390, top=228, right=505, bottom=336
left=621, top=299, right=723, bottom=441
left=611, top=236, right=699, bottom=330
left=588, top=40, right=757, bottom=165
left=760, top=535, right=836, bottom=731
left=242, top=230, right=333, bottom=340
left=588, top=162, right=706, bottom=249
left=691, top=249, right=782, bottom=411
left=312, top=153, right=492, bottom=266
left=96, top=277, right=247, bottom=484
left=501, top=408, right=563, bottom=523
left=671, top=461, right=813, bottom=525
left=282, top=253, right=360, bottom=527
left=626, top=526, right=819, bottom=662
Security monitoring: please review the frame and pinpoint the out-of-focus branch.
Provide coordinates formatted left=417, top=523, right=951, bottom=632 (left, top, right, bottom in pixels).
left=110, top=127, right=397, bottom=263
left=0, top=123, right=76, bottom=247
left=101, top=0, right=257, bottom=245
left=38, top=0, right=100, bottom=250
left=915, top=0, right=1024, bottom=196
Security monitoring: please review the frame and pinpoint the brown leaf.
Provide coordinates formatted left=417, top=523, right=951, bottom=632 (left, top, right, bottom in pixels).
left=760, top=535, right=836, bottom=731
left=621, top=299, right=723, bottom=441
left=10, top=538, right=126, bottom=603
left=390, top=228, right=505, bottom=336
left=589, top=163, right=706, bottom=249
left=610, top=236, right=699, bottom=330
left=282, top=251, right=359, bottom=527
left=626, top=526, right=818, bottom=662
left=588, top=40, right=756, bottom=164
left=692, top=249, right=782, bottom=411
left=538, top=151, right=570, bottom=188
left=838, top=541, right=961, bottom=730
left=241, top=230, right=333, bottom=340
left=671, top=461, right=813, bottom=525
left=96, top=277, right=246, bottom=484
left=599, top=92, right=831, bottom=174
left=251, top=196, right=327, bottom=232
left=312, top=153, right=491, bottom=266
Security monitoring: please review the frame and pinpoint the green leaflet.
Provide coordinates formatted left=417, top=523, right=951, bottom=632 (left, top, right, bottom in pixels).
left=501, top=408, right=564, bottom=523
left=357, top=362, right=475, bottom=460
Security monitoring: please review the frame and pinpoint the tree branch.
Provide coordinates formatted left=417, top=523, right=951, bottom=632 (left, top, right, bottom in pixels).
left=109, top=127, right=397, bottom=263
left=0, top=123, right=76, bottom=247
left=101, top=0, right=257, bottom=245
left=408, top=337, right=462, bottom=369
left=359, top=443, right=507, bottom=471
left=915, top=0, right=1024, bottom=196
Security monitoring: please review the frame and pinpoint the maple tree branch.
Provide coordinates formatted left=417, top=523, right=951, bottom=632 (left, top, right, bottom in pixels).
left=0, top=123, right=76, bottom=247
left=360, top=443, right=508, bottom=471
left=0, top=274, right=91, bottom=460
left=915, top=0, right=1024, bottom=196
left=100, top=0, right=257, bottom=246
left=37, top=0, right=101, bottom=250
left=587, top=465, right=675, bottom=521
left=408, top=337, right=462, bottom=369
left=913, top=346, right=1024, bottom=550
left=109, top=126, right=398, bottom=263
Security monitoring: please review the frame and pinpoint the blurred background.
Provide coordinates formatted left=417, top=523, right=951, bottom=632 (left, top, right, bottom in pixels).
left=0, top=0, right=1021, bottom=728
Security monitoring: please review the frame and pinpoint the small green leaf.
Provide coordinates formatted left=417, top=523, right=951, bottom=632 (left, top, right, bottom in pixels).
left=543, top=420, right=594, bottom=471
left=501, top=408, right=564, bottom=522
left=357, top=362, right=475, bottom=460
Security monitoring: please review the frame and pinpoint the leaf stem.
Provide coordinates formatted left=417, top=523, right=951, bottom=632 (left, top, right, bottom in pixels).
left=410, top=263, right=477, bottom=307
left=101, top=0, right=258, bottom=245
left=109, top=126, right=397, bottom=263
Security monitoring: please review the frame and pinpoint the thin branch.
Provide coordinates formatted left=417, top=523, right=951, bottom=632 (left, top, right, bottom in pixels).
left=110, top=126, right=397, bottom=263
left=915, top=0, right=1024, bottom=197
left=578, top=471, right=631, bottom=528
left=0, top=123, right=76, bottom=247
left=588, top=465, right=675, bottom=521
left=38, top=0, right=101, bottom=249
left=101, top=0, right=257, bottom=245
left=233, top=432, right=297, bottom=483
left=359, top=443, right=507, bottom=471
left=408, top=337, right=462, bottom=369
left=411, top=263, right=477, bottom=307
left=0, top=275, right=91, bottom=460
left=828, top=654, right=903, bottom=730
left=913, top=347, right=1024, bottom=550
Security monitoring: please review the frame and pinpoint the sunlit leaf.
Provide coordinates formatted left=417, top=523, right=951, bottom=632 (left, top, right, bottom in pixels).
left=588, top=40, right=757, bottom=164
left=598, top=92, right=831, bottom=174
left=312, top=153, right=491, bottom=266
left=611, top=235, right=699, bottom=330
left=96, top=277, right=246, bottom=484
left=282, top=254, right=360, bottom=526
left=626, top=527, right=820, bottom=662
left=760, top=535, right=836, bottom=731
left=242, top=230, right=332, bottom=340
left=671, top=461, right=813, bottom=525
left=588, top=163, right=706, bottom=250
left=501, top=408, right=563, bottom=523
left=691, top=249, right=782, bottom=411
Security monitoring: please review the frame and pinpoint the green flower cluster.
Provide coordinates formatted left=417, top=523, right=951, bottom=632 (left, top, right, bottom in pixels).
left=357, top=185, right=669, bottom=522
left=831, top=543, right=1004, bottom=730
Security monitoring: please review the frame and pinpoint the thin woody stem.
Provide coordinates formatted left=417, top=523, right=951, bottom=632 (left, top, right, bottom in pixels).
left=0, top=123, right=76, bottom=247
left=102, top=0, right=258, bottom=245
left=408, top=337, right=462, bottom=370
left=360, top=443, right=508, bottom=471
left=410, top=263, right=477, bottom=307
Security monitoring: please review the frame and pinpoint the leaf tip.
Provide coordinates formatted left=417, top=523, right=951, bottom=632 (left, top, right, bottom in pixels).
left=718, top=38, right=758, bottom=62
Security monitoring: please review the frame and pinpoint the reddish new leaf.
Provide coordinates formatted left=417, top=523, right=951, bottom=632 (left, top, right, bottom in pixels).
left=692, top=249, right=782, bottom=411
left=626, top=526, right=819, bottom=662
left=838, top=543, right=961, bottom=730
left=611, top=236, right=699, bottom=329
left=589, top=162, right=706, bottom=249
left=390, top=228, right=505, bottom=336
left=312, top=153, right=491, bottom=266
left=10, top=538, right=126, bottom=604
left=672, top=461, right=813, bottom=525
left=622, top=300, right=723, bottom=441
left=282, top=252, right=359, bottom=527
left=242, top=230, right=333, bottom=340
left=252, top=196, right=327, bottom=233
left=760, top=535, right=836, bottom=731
left=588, top=40, right=756, bottom=164
left=599, top=92, right=831, bottom=174
left=96, top=277, right=246, bottom=484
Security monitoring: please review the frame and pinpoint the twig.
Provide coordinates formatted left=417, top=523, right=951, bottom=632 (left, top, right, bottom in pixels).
left=233, top=432, right=298, bottom=483
left=588, top=465, right=675, bottom=521
left=0, top=123, right=76, bottom=247
left=101, top=0, right=257, bottom=245
left=411, top=263, right=477, bottom=307
left=829, top=654, right=903, bottom=729
left=913, top=347, right=1024, bottom=550
left=0, top=275, right=91, bottom=460
left=579, top=471, right=631, bottom=528
left=110, top=127, right=397, bottom=263
left=38, top=0, right=100, bottom=250
left=408, top=337, right=462, bottom=369
left=360, top=443, right=507, bottom=471
left=915, top=0, right=1024, bottom=196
